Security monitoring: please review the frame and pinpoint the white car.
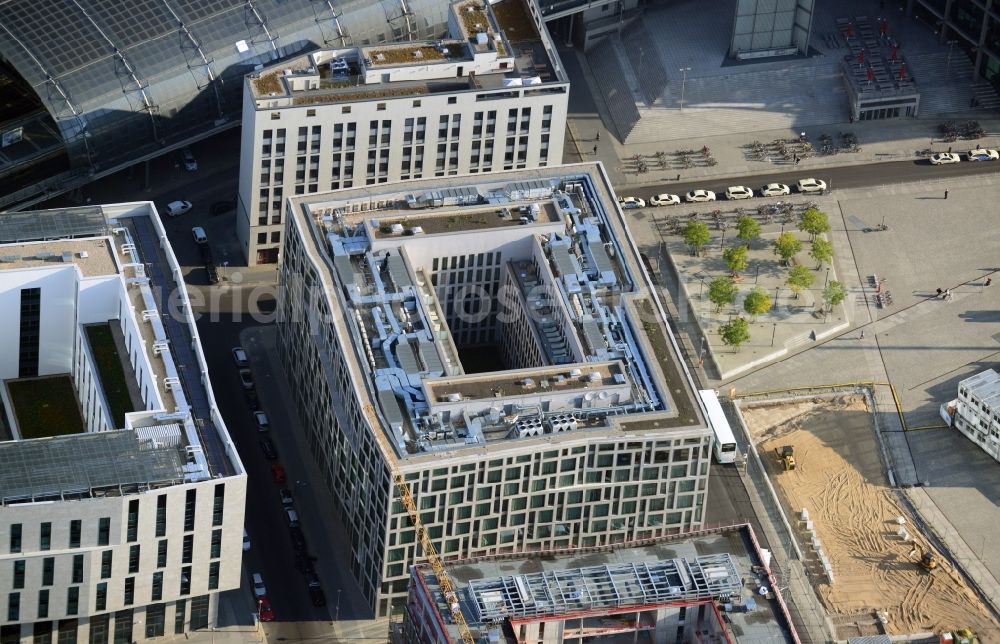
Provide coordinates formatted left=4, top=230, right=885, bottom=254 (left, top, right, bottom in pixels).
left=760, top=183, right=790, bottom=197
left=165, top=200, right=192, bottom=217
left=232, top=347, right=248, bottom=367
left=618, top=196, right=646, bottom=209
left=796, top=178, right=827, bottom=194
left=254, top=411, right=270, bottom=432
left=929, top=152, right=961, bottom=165
left=649, top=193, right=681, bottom=206
left=251, top=573, right=267, bottom=599
left=966, top=149, right=999, bottom=162
left=242, top=530, right=251, bottom=552
left=191, top=226, right=208, bottom=244
left=725, top=186, right=754, bottom=200
left=685, top=189, right=716, bottom=203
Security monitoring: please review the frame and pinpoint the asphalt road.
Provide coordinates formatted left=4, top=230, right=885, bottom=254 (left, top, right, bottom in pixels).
left=620, top=157, right=1000, bottom=201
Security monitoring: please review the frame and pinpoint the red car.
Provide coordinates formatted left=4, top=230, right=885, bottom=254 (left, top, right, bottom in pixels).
left=257, top=598, right=274, bottom=622
left=271, top=464, right=286, bottom=485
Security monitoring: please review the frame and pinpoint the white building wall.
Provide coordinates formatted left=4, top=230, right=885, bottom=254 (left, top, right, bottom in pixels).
left=0, top=267, right=78, bottom=379
left=73, top=328, right=112, bottom=433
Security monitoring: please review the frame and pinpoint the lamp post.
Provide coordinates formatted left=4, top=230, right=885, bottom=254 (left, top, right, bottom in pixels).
left=336, top=588, right=342, bottom=621
left=679, top=67, right=692, bottom=111
left=946, top=40, right=958, bottom=80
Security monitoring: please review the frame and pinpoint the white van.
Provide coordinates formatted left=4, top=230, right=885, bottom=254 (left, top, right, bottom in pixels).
left=165, top=200, right=193, bottom=217
left=191, top=226, right=207, bottom=244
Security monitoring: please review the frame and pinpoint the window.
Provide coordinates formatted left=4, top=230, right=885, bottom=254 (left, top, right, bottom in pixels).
left=7, top=593, right=18, bottom=621
left=180, top=566, right=192, bottom=596
left=37, top=589, right=49, bottom=618
left=174, top=599, right=187, bottom=634
left=270, top=231, right=280, bottom=244
left=447, top=97, right=456, bottom=104
left=123, top=578, right=134, bottom=606
left=155, top=495, right=167, bottom=537
left=413, top=99, right=421, bottom=107
left=70, top=520, right=81, bottom=548
left=157, top=540, right=167, bottom=568
left=66, top=587, right=79, bottom=615
left=270, top=112, right=280, bottom=120
left=341, top=106, right=351, bottom=114
left=90, top=614, right=110, bottom=644
left=306, top=109, right=316, bottom=117
left=98, top=518, right=110, bottom=546
left=9, top=524, right=20, bottom=553
left=210, top=530, right=222, bottom=559
left=145, top=604, right=165, bottom=638
left=257, top=232, right=267, bottom=244
left=100, top=551, right=112, bottom=579
left=182, top=535, right=193, bottom=564
left=128, top=545, right=140, bottom=574
left=127, top=500, right=138, bottom=542
left=151, top=572, right=163, bottom=601
left=72, top=554, right=83, bottom=583
left=40, top=522, right=51, bottom=550
left=42, top=557, right=54, bottom=585
left=94, top=583, right=107, bottom=612
left=208, top=562, right=220, bottom=590
left=18, top=287, right=40, bottom=378
left=376, top=103, right=386, bottom=111
left=114, top=610, right=133, bottom=643
left=190, top=596, right=209, bottom=630
left=185, top=489, right=197, bottom=531
left=12, top=561, right=24, bottom=589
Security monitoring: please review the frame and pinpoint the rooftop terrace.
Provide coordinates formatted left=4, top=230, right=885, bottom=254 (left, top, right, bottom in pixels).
left=424, top=362, right=623, bottom=402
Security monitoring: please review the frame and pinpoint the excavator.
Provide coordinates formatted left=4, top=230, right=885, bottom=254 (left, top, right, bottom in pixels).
left=775, top=445, right=796, bottom=471
left=909, top=543, right=939, bottom=572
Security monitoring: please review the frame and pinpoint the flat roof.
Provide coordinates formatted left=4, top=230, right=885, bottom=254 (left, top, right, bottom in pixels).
left=0, top=238, right=118, bottom=277
left=369, top=203, right=561, bottom=237
left=425, top=362, right=623, bottom=402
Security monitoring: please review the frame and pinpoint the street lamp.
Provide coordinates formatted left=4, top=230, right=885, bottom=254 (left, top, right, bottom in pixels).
left=336, top=589, right=342, bottom=621
left=946, top=40, right=958, bottom=80
left=679, top=67, right=692, bottom=111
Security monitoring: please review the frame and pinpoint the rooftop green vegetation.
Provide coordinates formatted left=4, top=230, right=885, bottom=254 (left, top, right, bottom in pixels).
left=86, top=323, right=135, bottom=428
left=367, top=45, right=445, bottom=66
left=491, top=0, right=539, bottom=43
left=458, top=1, right=490, bottom=35
left=293, top=86, right=429, bottom=105
left=619, top=299, right=700, bottom=431
left=252, top=71, right=284, bottom=95
left=8, top=376, right=85, bottom=439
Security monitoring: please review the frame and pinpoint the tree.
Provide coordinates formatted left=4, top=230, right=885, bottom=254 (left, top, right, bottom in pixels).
left=773, top=231, right=802, bottom=266
left=822, top=280, right=848, bottom=314
left=736, top=215, right=761, bottom=248
left=720, top=317, right=751, bottom=353
left=786, top=265, right=815, bottom=299
left=743, top=286, right=772, bottom=320
left=683, top=220, right=711, bottom=256
left=810, top=237, right=833, bottom=268
left=798, top=208, right=830, bottom=241
left=708, top=276, right=738, bottom=312
left=722, top=244, right=748, bottom=277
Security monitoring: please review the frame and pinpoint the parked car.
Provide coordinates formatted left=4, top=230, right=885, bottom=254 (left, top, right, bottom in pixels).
left=649, top=193, right=680, bottom=206
left=181, top=148, right=198, bottom=172
left=191, top=226, right=208, bottom=244
left=929, top=152, right=961, bottom=166
left=232, top=347, right=249, bottom=367
left=254, top=411, right=270, bottom=432
left=289, top=526, right=307, bottom=551
left=796, top=178, right=827, bottom=193
left=245, top=389, right=260, bottom=411
left=760, top=183, right=790, bottom=197
left=685, top=189, right=716, bottom=203
left=242, top=529, right=251, bottom=552
left=257, top=598, right=274, bottom=622
left=239, top=368, right=255, bottom=390
left=251, top=573, right=267, bottom=599
left=285, top=508, right=300, bottom=528
left=205, top=264, right=220, bottom=285
left=259, top=437, right=278, bottom=460
left=271, top=463, right=286, bottom=485
left=280, top=488, right=294, bottom=507
left=967, top=148, right=999, bottom=161
left=617, top=196, right=646, bottom=209
left=199, top=243, right=214, bottom=265
left=725, top=186, right=754, bottom=200
left=165, top=200, right=193, bottom=217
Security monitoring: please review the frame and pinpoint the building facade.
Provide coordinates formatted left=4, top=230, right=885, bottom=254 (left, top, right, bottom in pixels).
left=952, top=368, right=1000, bottom=462
left=237, top=0, right=568, bottom=265
left=276, top=164, right=713, bottom=616
left=0, top=205, right=245, bottom=642
left=908, top=0, right=1000, bottom=91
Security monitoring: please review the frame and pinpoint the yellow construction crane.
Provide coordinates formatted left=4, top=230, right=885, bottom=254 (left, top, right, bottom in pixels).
left=364, top=405, right=476, bottom=644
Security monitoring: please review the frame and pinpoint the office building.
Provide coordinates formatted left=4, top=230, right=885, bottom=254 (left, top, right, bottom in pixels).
left=908, top=0, right=1000, bottom=90
left=404, top=524, right=797, bottom=643
left=730, top=0, right=815, bottom=60
left=237, top=0, right=568, bottom=264
left=276, top=163, right=713, bottom=616
left=0, top=205, right=245, bottom=642
left=950, top=369, right=1000, bottom=462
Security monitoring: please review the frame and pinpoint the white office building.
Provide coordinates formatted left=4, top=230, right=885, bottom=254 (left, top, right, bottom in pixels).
left=277, top=163, right=713, bottom=616
left=0, top=205, right=246, bottom=642
left=952, top=369, right=1000, bottom=462
left=237, top=0, right=568, bottom=265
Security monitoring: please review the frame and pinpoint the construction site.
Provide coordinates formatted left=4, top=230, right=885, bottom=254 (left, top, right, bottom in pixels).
left=738, top=394, right=1000, bottom=641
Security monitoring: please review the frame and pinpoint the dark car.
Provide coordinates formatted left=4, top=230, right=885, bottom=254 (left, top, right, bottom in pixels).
left=245, top=389, right=260, bottom=410
left=205, top=263, right=220, bottom=285
left=210, top=201, right=235, bottom=215
left=259, top=438, right=277, bottom=460
left=309, top=587, right=326, bottom=607
left=271, top=464, right=286, bottom=485
left=199, top=243, right=214, bottom=265
left=279, top=488, right=294, bottom=507
left=289, top=526, right=307, bottom=551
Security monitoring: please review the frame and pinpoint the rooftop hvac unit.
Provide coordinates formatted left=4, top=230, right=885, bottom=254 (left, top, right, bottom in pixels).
left=447, top=393, right=462, bottom=402
left=35, top=251, right=55, bottom=259
left=0, top=255, right=19, bottom=262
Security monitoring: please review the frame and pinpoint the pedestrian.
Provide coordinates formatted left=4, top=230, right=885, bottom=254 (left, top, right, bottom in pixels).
left=593, top=144, right=598, bottom=155
left=676, top=173, right=681, bottom=181
left=793, top=153, right=798, bottom=163
left=860, top=329, right=865, bottom=340
left=849, top=114, right=854, bottom=124
left=946, top=289, right=952, bottom=300
left=944, top=190, right=949, bottom=199
left=948, top=146, right=952, bottom=153
left=977, top=143, right=983, bottom=150
left=596, top=132, right=601, bottom=142
left=936, top=287, right=943, bottom=298
left=986, top=277, right=993, bottom=287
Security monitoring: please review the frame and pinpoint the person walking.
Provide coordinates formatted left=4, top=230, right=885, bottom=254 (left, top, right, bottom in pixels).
left=944, top=189, right=949, bottom=199
left=860, top=329, right=865, bottom=340
left=986, top=277, right=993, bottom=287
left=592, top=144, right=598, bottom=155
left=936, top=287, right=943, bottom=298
left=596, top=132, right=601, bottom=142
